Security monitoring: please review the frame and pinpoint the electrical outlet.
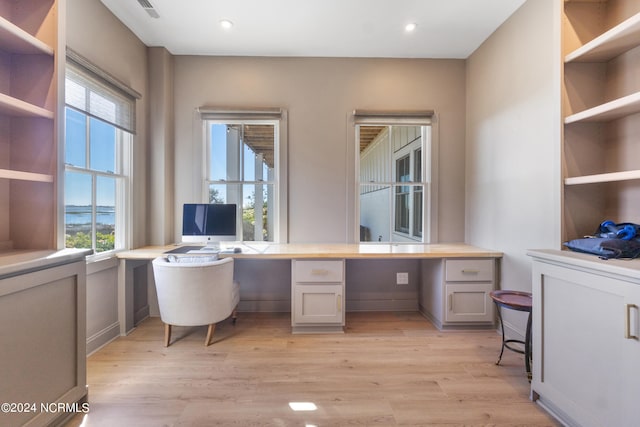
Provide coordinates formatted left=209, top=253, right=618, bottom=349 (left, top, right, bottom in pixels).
left=396, top=272, right=409, bottom=285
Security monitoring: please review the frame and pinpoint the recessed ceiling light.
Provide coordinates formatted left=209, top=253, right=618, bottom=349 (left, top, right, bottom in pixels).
left=220, top=19, right=234, bottom=30
left=405, top=23, right=417, bottom=32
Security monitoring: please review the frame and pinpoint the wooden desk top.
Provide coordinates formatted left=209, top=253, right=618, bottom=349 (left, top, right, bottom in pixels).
left=117, top=243, right=502, bottom=260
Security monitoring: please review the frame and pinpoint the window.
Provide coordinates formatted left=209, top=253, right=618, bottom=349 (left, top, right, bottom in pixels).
left=395, top=154, right=411, bottom=234
left=63, top=52, right=138, bottom=253
left=201, top=108, right=286, bottom=243
left=355, top=111, right=433, bottom=243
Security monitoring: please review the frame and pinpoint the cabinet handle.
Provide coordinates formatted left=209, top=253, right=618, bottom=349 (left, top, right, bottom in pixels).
left=311, top=269, right=329, bottom=276
left=625, top=304, right=638, bottom=340
left=461, top=269, right=479, bottom=275
left=448, top=294, right=453, bottom=311
left=337, top=294, right=342, bottom=311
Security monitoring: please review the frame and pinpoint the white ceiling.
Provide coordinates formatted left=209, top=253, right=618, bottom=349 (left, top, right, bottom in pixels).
left=100, top=0, right=526, bottom=59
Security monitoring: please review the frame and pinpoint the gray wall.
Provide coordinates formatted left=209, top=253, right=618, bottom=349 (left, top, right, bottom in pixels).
left=168, top=56, right=468, bottom=310
left=465, top=0, right=562, bottom=338
left=172, top=56, right=467, bottom=244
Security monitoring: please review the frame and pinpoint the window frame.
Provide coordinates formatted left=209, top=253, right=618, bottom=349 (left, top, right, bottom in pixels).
left=62, top=51, right=138, bottom=255
left=199, top=108, right=288, bottom=243
left=351, top=110, right=437, bottom=244
left=63, top=111, right=132, bottom=256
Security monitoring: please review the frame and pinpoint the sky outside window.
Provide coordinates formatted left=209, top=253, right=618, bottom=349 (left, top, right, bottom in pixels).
left=90, top=117, right=116, bottom=173
left=65, top=108, right=118, bottom=206
left=65, top=108, right=86, bottom=168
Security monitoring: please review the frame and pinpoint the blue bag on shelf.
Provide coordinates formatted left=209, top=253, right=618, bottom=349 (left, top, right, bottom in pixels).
left=594, top=220, right=640, bottom=240
left=564, top=237, right=640, bottom=260
left=564, top=220, right=640, bottom=260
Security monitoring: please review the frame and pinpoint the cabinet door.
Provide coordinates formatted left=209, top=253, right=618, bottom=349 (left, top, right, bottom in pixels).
left=445, top=283, right=493, bottom=323
left=532, top=260, right=640, bottom=427
left=293, top=284, right=343, bottom=325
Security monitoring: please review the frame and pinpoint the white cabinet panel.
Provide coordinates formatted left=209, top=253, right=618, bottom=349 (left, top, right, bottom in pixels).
left=445, top=283, right=493, bottom=323
left=0, top=255, right=87, bottom=427
left=530, top=250, right=640, bottom=427
left=293, top=284, right=343, bottom=324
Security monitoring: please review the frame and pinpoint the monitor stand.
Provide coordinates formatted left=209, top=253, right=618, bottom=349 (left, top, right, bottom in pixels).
left=198, top=243, right=220, bottom=253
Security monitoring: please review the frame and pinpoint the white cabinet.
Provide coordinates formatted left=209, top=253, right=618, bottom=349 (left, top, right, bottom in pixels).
left=291, top=259, right=345, bottom=333
left=421, top=258, right=496, bottom=328
left=529, top=250, right=640, bottom=427
left=0, top=250, right=89, bottom=427
left=444, top=259, right=494, bottom=324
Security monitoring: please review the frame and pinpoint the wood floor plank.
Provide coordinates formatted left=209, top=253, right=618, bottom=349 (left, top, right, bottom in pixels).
left=64, top=312, right=559, bottom=426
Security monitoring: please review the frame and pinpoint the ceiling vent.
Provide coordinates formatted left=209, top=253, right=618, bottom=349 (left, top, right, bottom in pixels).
left=137, top=0, right=160, bottom=19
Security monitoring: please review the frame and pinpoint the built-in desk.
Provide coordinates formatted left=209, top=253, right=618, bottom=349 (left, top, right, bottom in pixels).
left=117, top=243, right=502, bottom=334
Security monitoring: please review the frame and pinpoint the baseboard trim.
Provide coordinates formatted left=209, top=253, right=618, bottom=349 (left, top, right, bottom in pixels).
left=347, top=299, right=418, bottom=312
left=87, top=321, right=120, bottom=356
left=238, top=300, right=290, bottom=312
left=134, top=305, right=150, bottom=325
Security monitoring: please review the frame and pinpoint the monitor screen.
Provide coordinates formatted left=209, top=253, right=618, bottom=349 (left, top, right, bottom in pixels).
left=182, top=203, right=237, bottom=245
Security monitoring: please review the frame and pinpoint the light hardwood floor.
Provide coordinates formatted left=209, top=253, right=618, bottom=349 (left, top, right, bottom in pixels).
left=65, top=312, right=559, bottom=426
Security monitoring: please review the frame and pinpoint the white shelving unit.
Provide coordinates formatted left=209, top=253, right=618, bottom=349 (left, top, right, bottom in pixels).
left=0, top=0, right=61, bottom=251
left=564, top=91, right=640, bottom=124
left=0, top=15, right=55, bottom=55
left=564, top=11, right=640, bottom=62
left=0, top=6, right=86, bottom=427
left=562, top=1, right=640, bottom=240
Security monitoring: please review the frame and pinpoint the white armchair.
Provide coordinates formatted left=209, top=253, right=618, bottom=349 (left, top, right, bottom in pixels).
left=152, top=256, right=239, bottom=346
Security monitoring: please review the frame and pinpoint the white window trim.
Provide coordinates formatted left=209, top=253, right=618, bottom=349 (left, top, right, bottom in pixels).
left=62, top=51, right=137, bottom=255
left=62, top=114, right=132, bottom=257
left=198, top=107, right=288, bottom=243
left=349, top=110, right=438, bottom=244
left=391, top=135, right=427, bottom=241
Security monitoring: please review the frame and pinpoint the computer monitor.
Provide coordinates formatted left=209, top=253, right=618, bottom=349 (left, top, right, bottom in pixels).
left=181, top=203, right=237, bottom=249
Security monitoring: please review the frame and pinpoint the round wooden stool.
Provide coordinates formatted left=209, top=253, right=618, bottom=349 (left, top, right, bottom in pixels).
left=489, top=290, right=532, bottom=380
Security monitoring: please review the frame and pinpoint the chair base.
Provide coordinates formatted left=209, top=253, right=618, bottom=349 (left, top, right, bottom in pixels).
left=164, top=308, right=238, bottom=347
left=204, top=324, right=216, bottom=346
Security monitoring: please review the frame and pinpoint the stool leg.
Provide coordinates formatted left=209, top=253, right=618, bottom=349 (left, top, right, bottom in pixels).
left=525, top=311, right=532, bottom=381
left=495, top=302, right=506, bottom=366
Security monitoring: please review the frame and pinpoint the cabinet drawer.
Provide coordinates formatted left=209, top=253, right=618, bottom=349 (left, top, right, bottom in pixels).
left=293, top=260, right=344, bottom=283
left=445, top=259, right=494, bottom=282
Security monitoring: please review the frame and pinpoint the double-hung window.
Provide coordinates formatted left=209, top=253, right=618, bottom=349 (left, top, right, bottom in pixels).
left=63, top=53, right=138, bottom=253
left=200, top=108, right=287, bottom=243
left=355, top=111, right=434, bottom=243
